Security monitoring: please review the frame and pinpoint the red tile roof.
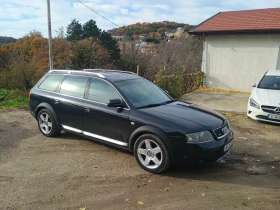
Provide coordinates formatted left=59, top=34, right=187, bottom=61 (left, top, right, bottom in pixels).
left=190, top=8, right=280, bottom=34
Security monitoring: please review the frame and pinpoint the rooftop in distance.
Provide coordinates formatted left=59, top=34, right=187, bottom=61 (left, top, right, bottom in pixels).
left=189, top=8, right=280, bottom=35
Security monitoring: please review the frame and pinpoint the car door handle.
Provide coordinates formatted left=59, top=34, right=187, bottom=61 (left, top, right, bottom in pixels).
left=84, top=108, right=90, bottom=112
left=53, top=99, right=59, bottom=104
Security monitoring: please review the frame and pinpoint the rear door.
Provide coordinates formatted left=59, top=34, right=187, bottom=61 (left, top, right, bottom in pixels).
left=82, top=78, right=131, bottom=146
left=52, top=75, right=89, bottom=131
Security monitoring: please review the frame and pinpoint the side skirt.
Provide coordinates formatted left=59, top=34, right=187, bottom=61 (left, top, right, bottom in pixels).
left=61, top=124, right=128, bottom=147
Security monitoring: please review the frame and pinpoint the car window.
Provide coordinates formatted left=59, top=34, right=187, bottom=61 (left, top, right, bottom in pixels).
left=59, top=76, right=89, bottom=98
left=88, top=78, right=121, bottom=104
left=258, top=75, right=280, bottom=90
left=38, top=75, right=66, bottom=91
left=115, top=78, right=171, bottom=108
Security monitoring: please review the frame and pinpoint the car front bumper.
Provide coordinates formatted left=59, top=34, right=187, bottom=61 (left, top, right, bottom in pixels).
left=178, top=131, right=234, bottom=164
left=247, top=105, right=280, bottom=124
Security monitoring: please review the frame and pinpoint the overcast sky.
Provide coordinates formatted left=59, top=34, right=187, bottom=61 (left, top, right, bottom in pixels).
left=0, top=0, right=280, bottom=38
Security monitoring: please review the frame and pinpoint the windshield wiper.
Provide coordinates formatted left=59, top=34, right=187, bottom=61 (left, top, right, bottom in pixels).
left=160, top=99, right=177, bottom=105
left=137, top=103, right=162, bottom=109
left=137, top=100, right=176, bottom=109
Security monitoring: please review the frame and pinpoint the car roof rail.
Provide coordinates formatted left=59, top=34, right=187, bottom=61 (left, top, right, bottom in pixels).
left=48, top=70, right=105, bottom=78
left=83, top=69, right=137, bottom=75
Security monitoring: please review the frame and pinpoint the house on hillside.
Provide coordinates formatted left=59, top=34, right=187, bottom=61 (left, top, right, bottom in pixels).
left=112, top=36, right=124, bottom=41
left=189, top=8, right=280, bottom=92
left=117, top=41, right=135, bottom=54
left=141, top=44, right=157, bottom=55
left=175, top=27, right=184, bottom=37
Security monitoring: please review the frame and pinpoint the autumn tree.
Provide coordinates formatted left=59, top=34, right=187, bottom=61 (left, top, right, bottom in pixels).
left=66, top=19, right=121, bottom=66
left=144, top=37, right=203, bottom=80
left=70, top=38, right=110, bottom=70
left=0, top=31, right=49, bottom=89
left=53, top=37, right=71, bottom=69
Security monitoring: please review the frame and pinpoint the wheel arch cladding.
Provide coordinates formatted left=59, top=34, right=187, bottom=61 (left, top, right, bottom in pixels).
left=128, top=125, right=176, bottom=163
left=35, top=103, right=60, bottom=129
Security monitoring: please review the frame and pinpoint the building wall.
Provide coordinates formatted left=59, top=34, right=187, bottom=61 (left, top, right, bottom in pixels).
left=202, top=34, right=280, bottom=92
left=117, top=42, right=134, bottom=54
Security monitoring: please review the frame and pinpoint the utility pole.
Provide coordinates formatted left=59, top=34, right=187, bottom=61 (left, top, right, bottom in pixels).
left=47, top=0, right=53, bottom=70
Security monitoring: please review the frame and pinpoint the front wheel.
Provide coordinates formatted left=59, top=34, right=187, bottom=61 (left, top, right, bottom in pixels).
left=134, top=134, right=171, bottom=173
left=37, top=109, right=60, bottom=137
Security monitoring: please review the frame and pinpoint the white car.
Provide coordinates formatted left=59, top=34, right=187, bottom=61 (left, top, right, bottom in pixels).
left=247, top=70, right=280, bottom=124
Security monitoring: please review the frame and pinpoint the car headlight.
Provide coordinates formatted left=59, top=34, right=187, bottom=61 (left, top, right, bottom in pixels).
left=250, top=98, right=260, bottom=109
left=186, top=131, right=214, bottom=143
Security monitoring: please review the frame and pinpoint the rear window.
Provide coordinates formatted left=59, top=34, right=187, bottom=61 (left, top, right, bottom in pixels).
left=38, top=75, right=66, bottom=91
left=59, top=76, right=89, bottom=98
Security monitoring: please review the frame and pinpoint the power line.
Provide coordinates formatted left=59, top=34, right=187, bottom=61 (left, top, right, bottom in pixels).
left=76, top=0, right=121, bottom=27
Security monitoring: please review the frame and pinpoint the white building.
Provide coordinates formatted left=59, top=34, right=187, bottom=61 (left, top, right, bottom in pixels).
left=189, top=8, right=280, bottom=92
left=112, top=36, right=124, bottom=41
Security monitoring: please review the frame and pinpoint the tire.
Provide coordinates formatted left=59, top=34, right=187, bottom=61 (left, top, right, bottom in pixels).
left=37, top=109, right=60, bottom=137
left=134, top=134, right=171, bottom=173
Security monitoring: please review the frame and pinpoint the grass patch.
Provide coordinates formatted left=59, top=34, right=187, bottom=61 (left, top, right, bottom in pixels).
left=0, top=89, right=28, bottom=109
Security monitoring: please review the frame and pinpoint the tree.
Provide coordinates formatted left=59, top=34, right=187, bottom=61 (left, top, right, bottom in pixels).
left=99, top=30, right=121, bottom=63
left=0, top=31, right=49, bottom=90
left=66, top=19, right=83, bottom=41
left=83, top=19, right=100, bottom=39
left=65, top=19, right=121, bottom=65
left=53, top=37, right=71, bottom=69
left=70, top=38, right=110, bottom=70
left=55, top=26, right=65, bottom=39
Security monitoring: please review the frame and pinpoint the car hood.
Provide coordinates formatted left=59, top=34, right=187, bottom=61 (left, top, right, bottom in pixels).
left=252, top=88, right=280, bottom=106
left=140, top=101, right=225, bottom=131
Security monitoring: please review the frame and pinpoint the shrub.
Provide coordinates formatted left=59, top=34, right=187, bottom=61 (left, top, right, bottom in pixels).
left=0, top=89, right=28, bottom=109
left=155, top=70, right=203, bottom=98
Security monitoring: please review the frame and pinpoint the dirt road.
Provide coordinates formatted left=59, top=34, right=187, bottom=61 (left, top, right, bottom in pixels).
left=0, top=109, right=280, bottom=210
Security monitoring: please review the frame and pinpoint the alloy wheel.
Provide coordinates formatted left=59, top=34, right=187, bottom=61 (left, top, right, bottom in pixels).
left=38, top=112, right=52, bottom=134
left=137, top=139, right=163, bottom=169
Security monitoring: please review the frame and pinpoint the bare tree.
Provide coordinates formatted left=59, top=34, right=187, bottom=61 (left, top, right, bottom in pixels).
left=144, top=37, right=203, bottom=79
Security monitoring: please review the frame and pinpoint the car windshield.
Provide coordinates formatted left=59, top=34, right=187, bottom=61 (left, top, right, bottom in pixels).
left=115, top=78, right=173, bottom=108
left=258, top=75, right=280, bottom=90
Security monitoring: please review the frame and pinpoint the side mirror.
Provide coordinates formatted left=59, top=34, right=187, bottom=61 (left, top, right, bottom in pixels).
left=107, top=99, right=124, bottom=108
left=252, top=83, right=256, bottom=87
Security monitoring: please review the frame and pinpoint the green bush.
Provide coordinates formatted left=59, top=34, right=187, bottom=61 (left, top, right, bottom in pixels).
left=155, top=70, right=203, bottom=98
left=0, top=89, right=28, bottom=109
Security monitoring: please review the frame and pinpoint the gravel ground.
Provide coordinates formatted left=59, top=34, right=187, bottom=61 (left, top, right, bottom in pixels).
left=0, top=108, right=280, bottom=210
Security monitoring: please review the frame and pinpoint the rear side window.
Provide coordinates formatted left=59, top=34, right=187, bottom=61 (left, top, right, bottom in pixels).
left=88, top=78, right=121, bottom=104
left=38, top=75, right=65, bottom=91
left=59, top=76, right=89, bottom=98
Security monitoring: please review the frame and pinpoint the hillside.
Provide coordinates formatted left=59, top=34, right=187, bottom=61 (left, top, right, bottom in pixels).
left=109, top=21, right=193, bottom=39
left=0, top=36, right=16, bottom=44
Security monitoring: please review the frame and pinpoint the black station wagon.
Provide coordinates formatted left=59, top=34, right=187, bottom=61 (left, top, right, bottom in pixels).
left=29, top=69, right=234, bottom=173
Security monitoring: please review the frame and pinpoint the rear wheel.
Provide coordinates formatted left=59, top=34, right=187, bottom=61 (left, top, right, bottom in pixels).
left=37, top=109, right=60, bottom=137
left=134, top=134, right=171, bottom=173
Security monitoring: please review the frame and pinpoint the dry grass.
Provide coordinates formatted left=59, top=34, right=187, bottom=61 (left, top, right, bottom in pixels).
left=197, top=86, right=250, bottom=94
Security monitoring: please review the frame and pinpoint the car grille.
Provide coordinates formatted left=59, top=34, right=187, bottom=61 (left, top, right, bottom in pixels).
left=261, top=105, right=280, bottom=115
left=213, top=122, right=231, bottom=140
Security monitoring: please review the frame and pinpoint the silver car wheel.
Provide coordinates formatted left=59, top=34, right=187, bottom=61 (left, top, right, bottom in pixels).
left=38, top=112, right=52, bottom=134
left=137, top=139, right=163, bottom=169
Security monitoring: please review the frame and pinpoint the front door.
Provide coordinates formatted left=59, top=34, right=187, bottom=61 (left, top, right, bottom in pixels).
left=82, top=78, right=131, bottom=146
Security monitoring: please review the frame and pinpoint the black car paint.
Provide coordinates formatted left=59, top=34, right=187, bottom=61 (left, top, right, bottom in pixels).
left=29, top=71, right=233, bottom=164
